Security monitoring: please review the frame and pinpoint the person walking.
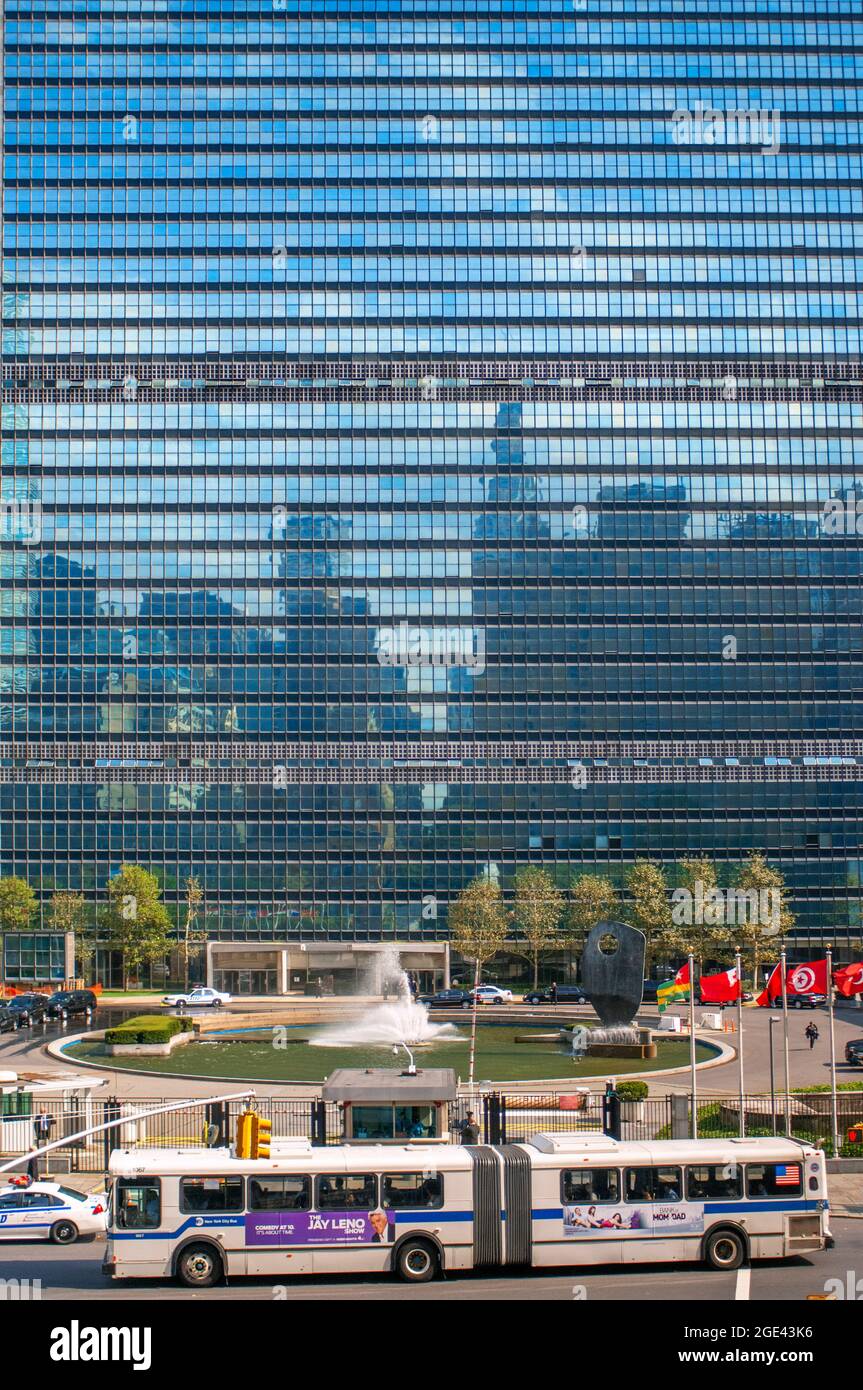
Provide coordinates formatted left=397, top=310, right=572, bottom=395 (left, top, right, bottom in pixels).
left=33, top=1107, right=54, bottom=1149
left=805, top=1021, right=819, bottom=1050
left=550, top=980, right=558, bottom=1004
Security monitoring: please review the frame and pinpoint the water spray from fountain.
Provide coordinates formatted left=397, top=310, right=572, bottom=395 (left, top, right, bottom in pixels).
left=310, top=945, right=464, bottom=1048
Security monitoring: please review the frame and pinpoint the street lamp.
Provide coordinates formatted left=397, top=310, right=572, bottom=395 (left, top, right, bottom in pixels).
left=768, top=1015, right=781, bottom=1136
left=392, top=1042, right=416, bottom=1076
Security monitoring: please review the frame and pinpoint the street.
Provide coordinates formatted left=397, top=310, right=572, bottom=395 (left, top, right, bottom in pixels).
left=0, top=1219, right=858, bottom=1301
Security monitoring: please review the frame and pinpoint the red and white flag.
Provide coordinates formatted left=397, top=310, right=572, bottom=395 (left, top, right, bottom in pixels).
left=756, top=961, right=782, bottom=1007
left=699, top=966, right=741, bottom=1004
left=833, top=962, right=863, bottom=997
left=786, top=959, right=828, bottom=996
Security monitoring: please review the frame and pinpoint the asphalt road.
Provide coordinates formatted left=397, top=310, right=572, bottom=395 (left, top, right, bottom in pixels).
left=0, top=1219, right=857, bottom=1301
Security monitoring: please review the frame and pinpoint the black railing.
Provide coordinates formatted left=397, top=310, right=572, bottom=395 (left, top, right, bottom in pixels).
left=3, top=1089, right=862, bottom=1172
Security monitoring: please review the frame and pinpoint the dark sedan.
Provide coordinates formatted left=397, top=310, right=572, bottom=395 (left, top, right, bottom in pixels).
left=0, top=1005, right=21, bottom=1034
left=845, top=1038, right=863, bottom=1065
left=45, top=989, right=98, bottom=1020
left=4, top=993, right=50, bottom=1026
left=788, top=993, right=827, bottom=1010
left=419, top=989, right=473, bottom=1010
left=522, top=985, right=591, bottom=1005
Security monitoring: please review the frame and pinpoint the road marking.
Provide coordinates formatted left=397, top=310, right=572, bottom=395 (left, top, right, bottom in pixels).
left=735, top=1266, right=751, bottom=1301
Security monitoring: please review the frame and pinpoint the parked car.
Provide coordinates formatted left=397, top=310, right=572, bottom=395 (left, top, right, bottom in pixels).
left=641, top=980, right=661, bottom=1003
left=470, top=984, right=514, bottom=1005
left=522, top=985, right=591, bottom=1005
left=0, top=1180, right=107, bottom=1245
left=789, top=993, right=827, bottom=1010
left=45, top=990, right=98, bottom=1021
left=844, top=1038, right=863, bottom=1065
left=697, top=992, right=755, bottom=1008
left=4, top=993, right=50, bottom=1027
left=419, top=989, right=473, bottom=1010
left=0, top=1005, right=22, bottom=1034
left=161, top=986, right=231, bottom=1008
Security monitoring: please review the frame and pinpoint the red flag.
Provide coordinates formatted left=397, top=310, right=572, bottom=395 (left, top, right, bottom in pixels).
left=786, top=959, right=828, bottom=996
left=700, top=966, right=741, bottom=1004
left=756, top=962, right=782, bottom=1007
left=834, top=962, right=863, bottom=997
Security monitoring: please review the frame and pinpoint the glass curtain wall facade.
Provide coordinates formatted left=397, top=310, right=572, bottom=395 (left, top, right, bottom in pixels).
left=1, top=0, right=863, bottom=971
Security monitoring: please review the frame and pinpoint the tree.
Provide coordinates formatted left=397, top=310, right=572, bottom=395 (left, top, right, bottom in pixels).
left=511, top=866, right=566, bottom=989
left=103, top=865, right=172, bottom=990
left=47, top=889, right=93, bottom=980
left=625, top=859, right=673, bottom=970
left=448, top=875, right=510, bottom=1086
left=0, top=876, right=38, bottom=932
left=733, top=853, right=795, bottom=987
left=567, top=872, right=619, bottom=947
left=666, top=857, right=733, bottom=972
left=180, top=875, right=206, bottom=991
left=449, top=875, right=510, bottom=975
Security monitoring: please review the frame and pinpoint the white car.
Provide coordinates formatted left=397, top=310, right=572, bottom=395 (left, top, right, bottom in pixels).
left=0, top=1181, right=107, bottom=1245
left=161, top=986, right=231, bottom=1008
left=470, top=984, right=514, bottom=1005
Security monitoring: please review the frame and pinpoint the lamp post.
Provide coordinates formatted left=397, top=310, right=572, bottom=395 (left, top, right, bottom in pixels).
left=768, top=1015, right=780, bottom=1136
left=391, top=1042, right=416, bottom=1076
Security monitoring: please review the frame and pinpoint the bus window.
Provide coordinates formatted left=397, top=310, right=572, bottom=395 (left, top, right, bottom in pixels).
left=382, top=1173, right=444, bottom=1210
left=180, top=1177, right=245, bottom=1214
left=316, top=1174, right=377, bottom=1210
left=745, top=1162, right=803, bottom=1199
left=686, top=1164, right=742, bottom=1201
left=625, top=1167, right=682, bottom=1203
left=561, top=1168, right=619, bottom=1204
left=115, top=1178, right=161, bottom=1230
left=249, top=1176, right=311, bottom=1212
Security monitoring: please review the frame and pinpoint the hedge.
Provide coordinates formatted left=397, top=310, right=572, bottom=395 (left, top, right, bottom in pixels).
left=615, top=1081, right=649, bottom=1103
left=104, top=1014, right=193, bottom=1046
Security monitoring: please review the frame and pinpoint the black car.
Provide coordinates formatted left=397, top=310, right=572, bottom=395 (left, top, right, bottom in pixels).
left=5, top=993, right=50, bottom=1027
left=788, top=993, right=827, bottom=1010
left=46, top=989, right=97, bottom=1020
left=419, top=989, right=473, bottom=1010
left=845, top=1038, right=863, bottom=1066
left=522, top=985, right=591, bottom=1005
left=0, top=1005, right=21, bottom=1034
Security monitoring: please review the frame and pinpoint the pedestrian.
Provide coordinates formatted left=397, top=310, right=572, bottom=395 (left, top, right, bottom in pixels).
left=550, top=980, right=558, bottom=1004
left=315, top=975, right=323, bottom=998
left=460, top=1110, right=480, bottom=1145
left=33, top=1107, right=54, bottom=1149
left=805, top=1021, right=820, bottom=1050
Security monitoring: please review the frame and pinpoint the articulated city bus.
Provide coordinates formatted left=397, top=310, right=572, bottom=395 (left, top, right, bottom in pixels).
left=103, top=1133, right=830, bottom=1287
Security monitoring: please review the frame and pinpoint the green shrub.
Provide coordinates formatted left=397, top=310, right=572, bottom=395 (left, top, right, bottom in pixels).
left=105, top=1014, right=193, bottom=1046
left=615, top=1081, right=649, bottom=1103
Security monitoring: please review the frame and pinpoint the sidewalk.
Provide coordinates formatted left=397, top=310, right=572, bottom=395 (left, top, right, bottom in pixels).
left=828, top=1173, right=863, bottom=1218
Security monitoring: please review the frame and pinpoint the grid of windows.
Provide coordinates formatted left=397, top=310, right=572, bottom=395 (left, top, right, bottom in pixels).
left=2, top=0, right=863, bottom=956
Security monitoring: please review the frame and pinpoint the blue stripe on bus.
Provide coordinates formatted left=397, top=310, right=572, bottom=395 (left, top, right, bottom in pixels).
left=532, top=1198, right=823, bottom=1221
left=112, top=1211, right=476, bottom=1240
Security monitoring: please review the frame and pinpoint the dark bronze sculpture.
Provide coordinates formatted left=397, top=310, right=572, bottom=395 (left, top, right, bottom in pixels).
left=580, top=920, right=646, bottom=1027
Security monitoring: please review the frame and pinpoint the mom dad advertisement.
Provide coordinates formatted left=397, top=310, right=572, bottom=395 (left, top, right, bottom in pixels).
left=563, top=1204, right=705, bottom=1236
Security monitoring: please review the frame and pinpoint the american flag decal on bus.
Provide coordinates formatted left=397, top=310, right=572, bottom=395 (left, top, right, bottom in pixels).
left=775, top=1165, right=801, bottom=1186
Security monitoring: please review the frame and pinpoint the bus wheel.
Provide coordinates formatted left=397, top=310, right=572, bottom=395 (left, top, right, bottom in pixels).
left=396, top=1239, right=439, bottom=1283
left=704, top=1229, right=746, bottom=1271
left=177, top=1244, right=223, bottom=1288
left=50, top=1220, right=79, bottom=1245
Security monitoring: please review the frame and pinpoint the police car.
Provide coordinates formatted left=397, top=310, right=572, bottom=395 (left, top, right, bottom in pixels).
left=0, top=1179, right=108, bottom=1244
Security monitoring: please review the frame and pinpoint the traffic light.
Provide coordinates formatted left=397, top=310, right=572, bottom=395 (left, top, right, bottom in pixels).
left=236, top=1110, right=254, bottom=1159
left=848, top=1121, right=863, bottom=1144
left=251, top=1114, right=272, bottom=1159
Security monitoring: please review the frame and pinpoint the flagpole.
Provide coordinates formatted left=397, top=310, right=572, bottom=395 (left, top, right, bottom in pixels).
left=735, top=950, right=745, bottom=1138
left=780, top=948, right=791, bottom=1137
left=827, top=946, right=840, bottom=1159
left=688, top=952, right=697, bottom=1139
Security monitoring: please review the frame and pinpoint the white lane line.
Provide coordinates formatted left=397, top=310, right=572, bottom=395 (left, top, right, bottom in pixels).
left=735, top=1265, right=751, bottom=1301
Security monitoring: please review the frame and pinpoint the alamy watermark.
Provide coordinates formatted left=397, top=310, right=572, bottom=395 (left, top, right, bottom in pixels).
left=670, top=882, right=781, bottom=934
left=376, top=622, right=486, bottom=674
left=0, top=498, right=41, bottom=545
left=671, top=103, right=781, bottom=154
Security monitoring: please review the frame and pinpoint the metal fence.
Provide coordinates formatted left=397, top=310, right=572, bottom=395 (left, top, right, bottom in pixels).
left=3, top=1089, right=862, bottom=1173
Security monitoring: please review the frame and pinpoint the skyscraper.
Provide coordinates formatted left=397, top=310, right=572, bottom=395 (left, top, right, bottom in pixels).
left=2, top=0, right=862, bottom=989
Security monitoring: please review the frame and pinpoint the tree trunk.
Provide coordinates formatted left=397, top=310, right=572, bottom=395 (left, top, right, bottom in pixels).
left=532, top=951, right=539, bottom=990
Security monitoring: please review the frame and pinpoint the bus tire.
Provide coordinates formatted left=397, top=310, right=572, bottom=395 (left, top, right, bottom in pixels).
left=50, top=1220, right=79, bottom=1245
left=176, top=1242, right=224, bottom=1288
left=395, top=1238, right=439, bottom=1283
left=704, top=1227, right=747, bottom=1271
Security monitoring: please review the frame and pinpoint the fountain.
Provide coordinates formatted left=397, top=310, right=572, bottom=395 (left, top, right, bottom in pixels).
left=310, top=946, right=464, bottom=1048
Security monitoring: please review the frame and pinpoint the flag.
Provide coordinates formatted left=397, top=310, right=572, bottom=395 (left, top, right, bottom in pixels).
left=700, top=966, right=741, bottom=1004
left=657, top=962, right=690, bottom=1013
left=786, top=959, right=828, bottom=996
left=833, top=962, right=863, bottom=997
left=774, top=1163, right=800, bottom=1187
left=756, top=961, right=782, bottom=1007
